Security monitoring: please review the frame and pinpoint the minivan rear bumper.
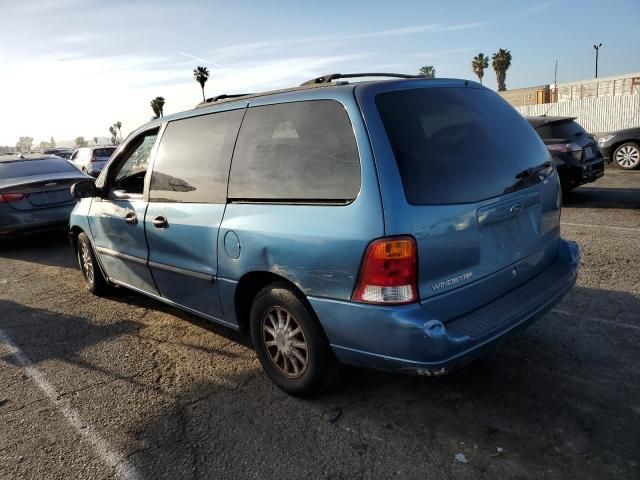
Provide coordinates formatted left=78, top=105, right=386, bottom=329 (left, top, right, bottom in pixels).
left=309, top=238, right=579, bottom=375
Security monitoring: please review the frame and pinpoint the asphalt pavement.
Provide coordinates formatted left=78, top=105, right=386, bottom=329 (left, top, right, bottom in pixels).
left=0, top=166, right=638, bottom=480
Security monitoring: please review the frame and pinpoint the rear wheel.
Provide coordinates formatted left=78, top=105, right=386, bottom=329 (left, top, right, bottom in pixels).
left=250, top=282, right=339, bottom=396
left=613, top=142, right=640, bottom=170
left=77, top=232, right=108, bottom=295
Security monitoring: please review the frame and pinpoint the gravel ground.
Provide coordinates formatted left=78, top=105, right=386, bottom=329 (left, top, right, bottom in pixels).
left=0, top=166, right=638, bottom=480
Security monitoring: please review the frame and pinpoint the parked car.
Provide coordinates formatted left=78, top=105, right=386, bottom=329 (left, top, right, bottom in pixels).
left=69, top=73, right=579, bottom=395
left=526, top=116, right=604, bottom=192
left=597, top=127, right=640, bottom=170
left=0, top=154, right=89, bottom=237
left=69, top=146, right=116, bottom=177
left=44, top=148, right=74, bottom=160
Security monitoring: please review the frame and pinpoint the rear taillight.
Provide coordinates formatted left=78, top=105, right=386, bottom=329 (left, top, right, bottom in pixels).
left=352, top=236, right=418, bottom=305
left=0, top=193, right=26, bottom=203
left=548, top=143, right=582, bottom=160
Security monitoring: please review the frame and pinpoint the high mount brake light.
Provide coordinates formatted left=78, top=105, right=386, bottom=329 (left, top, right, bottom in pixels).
left=352, top=237, right=418, bottom=305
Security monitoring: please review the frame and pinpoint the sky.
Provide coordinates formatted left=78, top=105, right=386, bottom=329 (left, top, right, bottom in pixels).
left=1, top=0, right=639, bottom=146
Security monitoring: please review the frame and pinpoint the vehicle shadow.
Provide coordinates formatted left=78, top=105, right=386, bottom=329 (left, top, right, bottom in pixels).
left=103, top=287, right=252, bottom=349
left=564, top=185, right=640, bottom=209
left=0, top=299, right=243, bottom=394
left=0, top=229, right=75, bottom=269
left=119, top=285, right=639, bottom=479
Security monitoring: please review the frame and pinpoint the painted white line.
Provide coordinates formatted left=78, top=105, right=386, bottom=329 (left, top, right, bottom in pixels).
left=552, top=308, right=640, bottom=332
left=0, top=328, right=141, bottom=480
left=561, top=222, right=640, bottom=233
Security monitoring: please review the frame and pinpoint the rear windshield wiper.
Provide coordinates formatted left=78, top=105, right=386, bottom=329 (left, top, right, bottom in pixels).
left=515, top=160, right=553, bottom=179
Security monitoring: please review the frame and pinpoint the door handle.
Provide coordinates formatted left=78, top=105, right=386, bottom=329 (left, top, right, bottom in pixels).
left=124, top=211, right=138, bottom=225
left=152, top=215, right=168, bottom=229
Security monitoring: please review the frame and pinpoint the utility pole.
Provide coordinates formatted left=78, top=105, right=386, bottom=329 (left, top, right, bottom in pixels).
left=593, top=43, right=602, bottom=78
left=553, top=59, right=558, bottom=102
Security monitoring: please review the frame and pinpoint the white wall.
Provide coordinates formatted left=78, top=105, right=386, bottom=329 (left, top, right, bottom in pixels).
left=516, top=95, right=640, bottom=133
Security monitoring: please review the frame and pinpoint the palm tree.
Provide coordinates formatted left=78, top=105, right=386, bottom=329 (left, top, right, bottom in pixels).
left=150, top=96, right=165, bottom=119
left=108, top=126, right=117, bottom=145
left=471, top=53, right=489, bottom=85
left=492, top=49, right=512, bottom=91
left=419, top=65, right=436, bottom=79
left=114, top=121, right=122, bottom=141
left=193, top=66, right=210, bottom=102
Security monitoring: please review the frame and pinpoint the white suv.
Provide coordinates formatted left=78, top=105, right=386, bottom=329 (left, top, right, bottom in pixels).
left=69, top=146, right=116, bottom=177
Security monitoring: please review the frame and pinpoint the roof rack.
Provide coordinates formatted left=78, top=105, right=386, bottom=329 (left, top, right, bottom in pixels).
left=300, top=72, right=423, bottom=86
left=198, top=93, right=253, bottom=107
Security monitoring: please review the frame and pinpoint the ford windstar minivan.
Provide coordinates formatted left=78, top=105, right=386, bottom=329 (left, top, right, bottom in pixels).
left=69, top=73, right=579, bottom=395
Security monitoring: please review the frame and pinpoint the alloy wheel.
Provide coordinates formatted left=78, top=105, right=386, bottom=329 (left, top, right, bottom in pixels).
left=615, top=145, right=640, bottom=169
left=80, top=242, right=94, bottom=284
left=261, top=306, right=309, bottom=378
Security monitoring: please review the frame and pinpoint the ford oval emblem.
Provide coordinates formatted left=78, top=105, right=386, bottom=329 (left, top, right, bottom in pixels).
left=510, top=203, right=522, bottom=214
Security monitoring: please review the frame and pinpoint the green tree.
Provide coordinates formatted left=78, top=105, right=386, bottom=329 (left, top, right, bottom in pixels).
left=50, top=137, right=56, bottom=148
left=75, top=136, right=88, bottom=148
left=193, top=66, right=210, bottom=102
left=150, top=96, right=165, bottom=119
left=93, top=136, right=99, bottom=145
left=471, top=53, right=489, bottom=85
left=492, top=48, right=512, bottom=91
left=419, top=65, right=436, bottom=79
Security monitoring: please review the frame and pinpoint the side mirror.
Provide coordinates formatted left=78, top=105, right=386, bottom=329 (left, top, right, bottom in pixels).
left=71, top=179, right=100, bottom=199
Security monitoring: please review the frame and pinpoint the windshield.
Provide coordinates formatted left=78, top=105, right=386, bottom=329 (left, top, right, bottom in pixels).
left=376, top=87, right=550, bottom=205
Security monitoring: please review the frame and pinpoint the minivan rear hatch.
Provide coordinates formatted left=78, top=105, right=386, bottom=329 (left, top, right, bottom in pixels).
left=360, top=81, right=562, bottom=321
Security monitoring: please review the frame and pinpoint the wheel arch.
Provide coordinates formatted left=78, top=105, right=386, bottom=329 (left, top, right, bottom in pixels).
left=234, top=271, right=317, bottom=334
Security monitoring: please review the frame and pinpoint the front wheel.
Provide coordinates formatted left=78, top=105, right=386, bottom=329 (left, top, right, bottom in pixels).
left=77, top=232, right=109, bottom=295
left=250, top=282, right=339, bottom=396
left=613, top=142, right=640, bottom=170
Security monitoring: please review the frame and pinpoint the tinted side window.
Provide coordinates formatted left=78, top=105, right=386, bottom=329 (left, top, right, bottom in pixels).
left=149, top=109, right=244, bottom=203
left=228, top=100, right=360, bottom=201
left=112, top=129, right=158, bottom=194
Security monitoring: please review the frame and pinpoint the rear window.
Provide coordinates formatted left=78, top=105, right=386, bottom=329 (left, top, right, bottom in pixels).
left=0, top=158, right=77, bottom=179
left=376, top=87, right=550, bottom=205
left=228, top=100, right=360, bottom=202
left=549, top=120, right=588, bottom=138
left=93, top=148, right=115, bottom=157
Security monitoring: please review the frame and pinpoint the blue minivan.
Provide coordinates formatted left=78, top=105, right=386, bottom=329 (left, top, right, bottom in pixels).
left=69, top=74, right=579, bottom=395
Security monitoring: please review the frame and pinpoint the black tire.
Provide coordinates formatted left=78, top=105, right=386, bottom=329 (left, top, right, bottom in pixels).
left=77, top=232, right=109, bottom=295
left=250, top=282, right=339, bottom=396
left=613, top=142, right=640, bottom=170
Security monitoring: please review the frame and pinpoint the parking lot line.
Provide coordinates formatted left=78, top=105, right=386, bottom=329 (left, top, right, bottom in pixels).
left=561, top=222, right=640, bottom=233
left=0, top=327, right=142, bottom=480
left=552, top=308, right=640, bottom=332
